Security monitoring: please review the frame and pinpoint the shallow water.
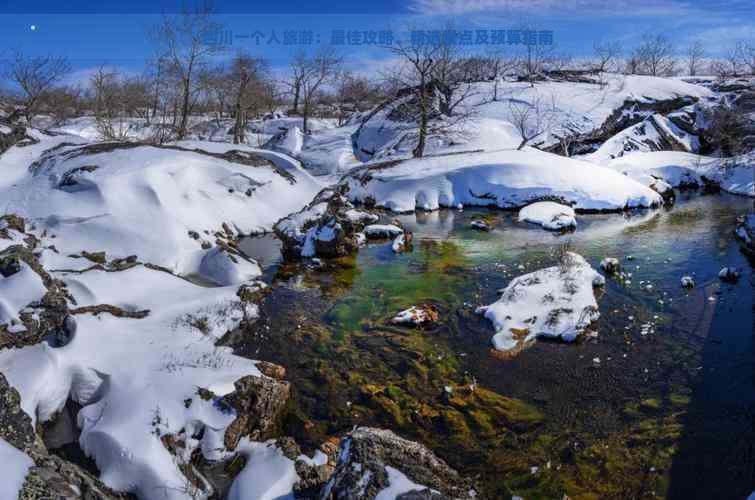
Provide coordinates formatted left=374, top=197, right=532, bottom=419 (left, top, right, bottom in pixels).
left=228, top=193, right=754, bottom=499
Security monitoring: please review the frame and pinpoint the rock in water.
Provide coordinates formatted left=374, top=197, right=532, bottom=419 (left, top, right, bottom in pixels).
left=322, top=427, right=477, bottom=499
left=390, top=304, right=440, bottom=327
left=477, top=252, right=605, bottom=354
left=600, top=257, right=620, bottom=274
left=681, top=276, right=695, bottom=288
left=518, top=201, right=577, bottom=231
left=718, top=267, right=740, bottom=282
left=470, top=219, right=490, bottom=231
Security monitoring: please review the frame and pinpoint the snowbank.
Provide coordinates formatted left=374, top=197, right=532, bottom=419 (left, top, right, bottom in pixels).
left=518, top=201, right=577, bottom=230
left=0, top=438, right=34, bottom=500
left=0, top=262, right=47, bottom=326
left=477, top=252, right=605, bottom=353
left=342, top=149, right=662, bottom=212
left=1, top=142, right=321, bottom=276
left=0, top=264, right=266, bottom=499
left=605, top=151, right=755, bottom=197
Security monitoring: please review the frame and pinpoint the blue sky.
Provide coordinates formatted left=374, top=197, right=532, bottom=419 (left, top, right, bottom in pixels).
left=1, top=0, right=753, bottom=83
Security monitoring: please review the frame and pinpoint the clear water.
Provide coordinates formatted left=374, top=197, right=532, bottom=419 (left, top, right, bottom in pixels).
left=230, top=192, right=754, bottom=499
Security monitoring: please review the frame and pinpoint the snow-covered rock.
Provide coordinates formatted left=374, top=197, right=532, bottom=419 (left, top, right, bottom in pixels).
left=605, top=151, right=755, bottom=197
left=735, top=214, right=754, bottom=251
left=681, top=276, right=695, bottom=288
left=600, top=257, right=620, bottom=274
left=1, top=141, right=322, bottom=277
left=477, top=252, right=605, bottom=354
left=364, top=224, right=405, bottom=239
left=390, top=304, right=439, bottom=327
left=391, top=233, right=409, bottom=253
left=518, top=201, right=577, bottom=231
left=322, top=427, right=476, bottom=499
left=470, top=219, right=491, bottom=231
left=198, top=246, right=262, bottom=286
left=718, top=267, right=740, bottom=282
left=342, top=149, right=662, bottom=213
left=274, top=188, right=376, bottom=260
left=0, top=261, right=47, bottom=327
left=0, top=437, right=33, bottom=500
left=0, top=262, right=283, bottom=500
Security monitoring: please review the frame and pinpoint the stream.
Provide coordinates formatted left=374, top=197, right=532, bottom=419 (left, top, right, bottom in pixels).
left=231, top=192, right=754, bottom=499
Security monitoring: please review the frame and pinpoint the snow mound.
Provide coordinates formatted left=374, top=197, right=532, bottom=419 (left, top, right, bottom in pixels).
left=605, top=151, right=755, bottom=197
left=198, top=247, right=262, bottom=286
left=476, top=252, right=605, bottom=354
left=0, top=438, right=33, bottom=500
left=518, top=201, right=576, bottom=230
left=0, top=264, right=266, bottom=499
left=342, top=149, right=662, bottom=213
left=2, top=143, right=321, bottom=275
left=0, top=262, right=47, bottom=326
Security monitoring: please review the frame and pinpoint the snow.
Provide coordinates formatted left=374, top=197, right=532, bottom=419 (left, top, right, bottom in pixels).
left=605, top=151, right=755, bottom=197
left=273, top=126, right=304, bottom=156
left=198, top=247, right=262, bottom=286
left=0, top=264, right=265, bottom=499
left=681, top=276, right=695, bottom=288
left=343, top=149, right=662, bottom=213
left=375, top=466, right=435, bottom=500
left=0, top=438, right=34, bottom=500
left=518, top=201, right=577, bottom=230
left=391, top=305, right=437, bottom=326
left=476, top=252, right=605, bottom=353
left=0, top=262, right=47, bottom=326
left=1, top=141, right=321, bottom=277
left=364, top=224, right=404, bottom=239
left=391, top=233, right=407, bottom=253
left=228, top=440, right=298, bottom=500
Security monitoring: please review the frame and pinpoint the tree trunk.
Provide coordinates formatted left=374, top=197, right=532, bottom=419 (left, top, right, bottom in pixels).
left=413, top=78, right=427, bottom=158
left=292, top=83, right=300, bottom=113
left=233, top=94, right=243, bottom=144
left=178, top=78, right=191, bottom=140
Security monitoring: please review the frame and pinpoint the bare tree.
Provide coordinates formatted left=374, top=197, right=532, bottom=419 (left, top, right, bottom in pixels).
left=152, top=0, right=224, bottom=139
left=632, top=33, right=676, bottom=76
left=509, top=97, right=548, bottom=150
left=285, top=49, right=308, bottom=114
left=685, top=40, right=705, bottom=76
left=737, top=42, right=755, bottom=75
left=485, top=49, right=517, bottom=102
left=593, top=40, right=622, bottom=73
left=387, top=30, right=446, bottom=158
left=293, top=47, right=341, bottom=135
left=227, top=53, right=267, bottom=144
left=4, top=49, right=71, bottom=125
left=90, top=67, right=130, bottom=140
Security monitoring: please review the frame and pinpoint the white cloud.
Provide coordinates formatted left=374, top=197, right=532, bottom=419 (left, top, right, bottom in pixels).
left=407, top=0, right=700, bottom=17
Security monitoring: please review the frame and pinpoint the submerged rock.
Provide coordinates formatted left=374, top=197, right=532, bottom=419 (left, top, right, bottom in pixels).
left=321, top=427, right=477, bottom=500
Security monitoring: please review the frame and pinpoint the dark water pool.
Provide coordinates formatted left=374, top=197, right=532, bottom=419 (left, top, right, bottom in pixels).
left=226, top=193, right=754, bottom=499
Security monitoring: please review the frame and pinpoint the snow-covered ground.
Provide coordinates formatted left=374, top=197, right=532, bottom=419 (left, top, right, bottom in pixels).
left=605, top=151, right=755, bottom=197
left=342, top=149, right=662, bottom=212
left=477, top=252, right=605, bottom=353
left=0, top=437, right=33, bottom=499
left=1, top=138, right=321, bottom=278
left=0, top=263, right=266, bottom=498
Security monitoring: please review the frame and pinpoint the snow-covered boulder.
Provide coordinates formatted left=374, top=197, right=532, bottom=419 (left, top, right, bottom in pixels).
left=0, top=261, right=46, bottom=327
left=518, top=201, right=577, bottom=231
left=718, top=267, right=740, bottom=282
left=391, top=233, right=410, bottom=253
left=198, top=246, right=262, bottom=286
left=605, top=151, right=755, bottom=197
left=274, top=188, right=379, bottom=260
left=364, top=224, right=404, bottom=239
left=681, top=276, right=695, bottom=288
left=342, top=149, right=663, bottom=213
left=477, top=252, right=605, bottom=354
left=470, top=219, right=491, bottom=231
left=390, top=304, right=440, bottom=327
left=322, top=427, right=476, bottom=499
